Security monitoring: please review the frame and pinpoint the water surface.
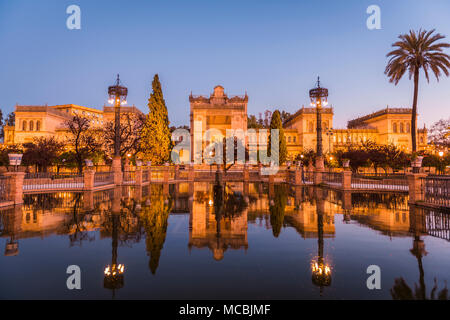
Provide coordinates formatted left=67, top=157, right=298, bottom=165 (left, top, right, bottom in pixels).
left=1, top=183, right=449, bottom=300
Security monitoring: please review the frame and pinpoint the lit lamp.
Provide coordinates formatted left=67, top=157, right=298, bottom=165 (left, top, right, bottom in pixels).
left=104, top=214, right=125, bottom=297
left=103, top=263, right=125, bottom=291
left=311, top=259, right=332, bottom=288
left=309, top=77, right=329, bottom=170
left=108, top=74, right=128, bottom=157
left=311, top=207, right=332, bottom=295
left=8, top=153, right=23, bottom=171
left=439, top=151, right=444, bottom=157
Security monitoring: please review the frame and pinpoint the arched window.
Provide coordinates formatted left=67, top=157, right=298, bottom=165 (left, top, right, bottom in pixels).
left=293, top=136, right=296, bottom=143
left=393, top=123, right=398, bottom=133
left=406, top=123, right=410, bottom=133
left=400, top=123, right=404, bottom=133
left=29, top=121, right=34, bottom=131
left=22, top=120, right=27, bottom=131
left=288, top=136, right=291, bottom=143
left=36, top=121, right=41, bottom=131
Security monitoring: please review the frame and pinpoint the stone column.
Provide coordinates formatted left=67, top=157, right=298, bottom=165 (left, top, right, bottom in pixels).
left=294, top=166, right=303, bottom=186
left=83, top=169, right=95, bottom=191
left=135, top=167, right=143, bottom=186
left=313, top=162, right=323, bottom=185
left=83, top=191, right=94, bottom=211
left=174, top=164, right=179, bottom=181
left=342, top=191, right=352, bottom=211
left=188, top=163, right=195, bottom=182
left=342, top=170, right=352, bottom=191
left=294, top=185, right=303, bottom=206
left=112, top=186, right=122, bottom=214
left=407, top=173, right=427, bottom=204
left=244, top=164, right=249, bottom=182
left=163, top=164, right=170, bottom=184
left=4, top=172, right=25, bottom=205
left=112, top=156, right=122, bottom=186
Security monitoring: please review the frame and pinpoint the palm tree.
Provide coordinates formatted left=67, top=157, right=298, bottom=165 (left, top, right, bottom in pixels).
left=385, top=29, right=450, bottom=152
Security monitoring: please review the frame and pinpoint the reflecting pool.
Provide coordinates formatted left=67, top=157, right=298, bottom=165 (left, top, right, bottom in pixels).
left=1, top=182, right=449, bottom=299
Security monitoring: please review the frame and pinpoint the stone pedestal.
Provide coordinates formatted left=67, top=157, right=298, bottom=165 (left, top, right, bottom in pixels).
left=163, top=165, right=170, bottom=183
left=342, top=191, right=352, bottom=211
left=135, top=168, right=143, bottom=186
left=188, top=164, right=195, bottom=181
left=3, top=172, right=25, bottom=205
left=83, top=191, right=94, bottom=211
left=342, top=170, right=352, bottom=191
left=313, top=159, right=323, bottom=185
left=112, top=186, right=122, bottom=214
left=315, top=156, right=325, bottom=171
left=243, top=164, right=249, bottom=182
left=174, top=165, right=179, bottom=181
left=83, top=169, right=95, bottom=191
left=112, top=156, right=122, bottom=186
left=294, top=167, right=303, bottom=186
left=407, top=173, right=427, bottom=204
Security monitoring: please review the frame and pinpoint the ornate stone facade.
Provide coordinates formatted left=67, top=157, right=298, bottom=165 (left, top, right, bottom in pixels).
left=189, top=86, right=248, bottom=162
left=285, top=106, right=428, bottom=159
left=3, top=104, right=142, bottom=145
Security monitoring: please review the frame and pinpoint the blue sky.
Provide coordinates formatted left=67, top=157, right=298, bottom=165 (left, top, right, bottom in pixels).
left=0, top=0, right=449, bottom=128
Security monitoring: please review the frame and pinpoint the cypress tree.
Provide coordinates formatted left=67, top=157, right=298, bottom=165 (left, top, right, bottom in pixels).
left=141, top=74, right=172, bottom=164
left=268, top=110, right=287, bottom=165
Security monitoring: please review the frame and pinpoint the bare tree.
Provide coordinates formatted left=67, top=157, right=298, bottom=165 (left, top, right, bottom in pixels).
left=65, top=115, right=103, bottom=173
left=103, top=112, right=145, bottom=159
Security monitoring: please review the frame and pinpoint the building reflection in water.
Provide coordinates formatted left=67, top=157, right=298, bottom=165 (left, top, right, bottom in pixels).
left=390, top=205, right=449, bottom=300
left=1, top=182, right=450, bottom=299
left=188, top=179, right=249, bottom=261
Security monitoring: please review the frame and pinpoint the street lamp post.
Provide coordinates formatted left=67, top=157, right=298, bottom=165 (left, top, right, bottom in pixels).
left=108, top=74, right=128, bottom=157
left=325, top=128, right=334, bottom=155
left=309, top=77, right=329, bottom=170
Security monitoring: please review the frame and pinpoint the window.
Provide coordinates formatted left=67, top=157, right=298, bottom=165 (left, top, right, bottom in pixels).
left=400, top=123, right=404, bottom=133
left=22, top=120, right=27, bottom=131
left=36, top=121, right=41, bottom=131
left=288, top=136, right=291, bottom=143
left=293, top=136, right=296, bottom=143
left=29, top=121, right=34, bottom=131
left=393, top=123, right=398, bottom=133
left=406, top=123, right=410, bottom=133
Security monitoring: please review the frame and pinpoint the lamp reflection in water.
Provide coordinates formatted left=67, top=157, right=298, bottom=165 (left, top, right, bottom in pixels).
left=310, top=194, right=332, bottom=295
left=103, top=213, right=125, bottom=297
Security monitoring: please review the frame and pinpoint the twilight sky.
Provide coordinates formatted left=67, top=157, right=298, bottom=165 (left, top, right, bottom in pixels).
left=0, top=0, right=449, bottom=128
